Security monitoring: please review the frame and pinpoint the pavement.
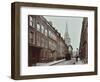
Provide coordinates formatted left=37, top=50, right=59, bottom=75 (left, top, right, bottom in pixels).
left=36, top=58, right=84, bottom=66
left=36, top=59, right=66, bottom=66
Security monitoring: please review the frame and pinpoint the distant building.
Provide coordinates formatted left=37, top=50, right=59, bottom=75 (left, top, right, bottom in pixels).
left=68, top=45, right=73, bottom=58
left=79, top=17, right=88, bottom=63
left=64, top=23, right=71, bottom=46
left=64, top=23, right=73, bottom=60
left=28, top=15, right=68, bottom=66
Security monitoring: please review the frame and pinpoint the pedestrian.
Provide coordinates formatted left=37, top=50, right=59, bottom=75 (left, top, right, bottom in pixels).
left=76, top=55, right=78, bottom=62
left=75, top=48, right=79, bottom=62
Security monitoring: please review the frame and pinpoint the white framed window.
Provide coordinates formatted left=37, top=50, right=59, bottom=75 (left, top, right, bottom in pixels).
left=29, top=16, right=33, bottom=27
left=41, top=25, right=44, bottom=33
left=29, top=16, right=35, bottom=28
left=45, top=29, right=47, bottom=36
left=49, top=31, right=51, bottom=37
left=37, top=23, right=40, bottom=31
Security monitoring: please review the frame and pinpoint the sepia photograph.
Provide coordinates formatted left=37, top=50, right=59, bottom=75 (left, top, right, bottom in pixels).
left=11, top=2, right=97, bottom=79
left=28, top=15, right=88, bottom=66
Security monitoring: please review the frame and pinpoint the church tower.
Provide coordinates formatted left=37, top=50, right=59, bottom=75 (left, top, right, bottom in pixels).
left=64, top=23, right=71, bottom=46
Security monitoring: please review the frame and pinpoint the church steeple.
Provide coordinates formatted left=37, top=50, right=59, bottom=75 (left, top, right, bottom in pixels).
left=64, top=23, right=71, bottom=46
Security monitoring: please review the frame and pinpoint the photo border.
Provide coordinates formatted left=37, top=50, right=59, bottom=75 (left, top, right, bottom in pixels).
left=11, top=2, right=98, bottom=80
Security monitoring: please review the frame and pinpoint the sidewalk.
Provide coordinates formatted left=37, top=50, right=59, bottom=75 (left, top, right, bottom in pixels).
left=37, top=59, right=66, bottom=66
left=72, top=58, right=84, bottom=64
left=75, top=60, right=83, bottom=64
left=36, top=58, right=84, bottom=66
left=65, top=58, right=84, bottom=65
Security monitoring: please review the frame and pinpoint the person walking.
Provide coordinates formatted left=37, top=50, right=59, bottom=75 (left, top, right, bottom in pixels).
left=75, top=48, right=79, bottom=62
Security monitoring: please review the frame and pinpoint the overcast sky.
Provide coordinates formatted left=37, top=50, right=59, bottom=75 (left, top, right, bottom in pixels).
left=44, top=16, right=83, bottom=51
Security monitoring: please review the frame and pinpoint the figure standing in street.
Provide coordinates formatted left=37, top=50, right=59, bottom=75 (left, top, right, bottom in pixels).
left=75, top=48, right=79, bottom=62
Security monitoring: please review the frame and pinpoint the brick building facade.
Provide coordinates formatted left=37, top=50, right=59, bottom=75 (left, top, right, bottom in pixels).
left=79, top=17, right=88, bottom=63
left=28, top=15, right=68, bottom=66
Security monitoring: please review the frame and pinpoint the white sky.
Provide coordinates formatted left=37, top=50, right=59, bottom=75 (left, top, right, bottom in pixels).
left=44, top=16, right=83, bottom=51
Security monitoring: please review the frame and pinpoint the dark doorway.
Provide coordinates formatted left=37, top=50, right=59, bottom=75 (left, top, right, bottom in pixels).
left=28, top=46, right=41, bottom=66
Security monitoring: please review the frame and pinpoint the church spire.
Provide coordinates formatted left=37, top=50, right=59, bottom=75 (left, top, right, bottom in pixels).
left=64, top=23, right=71, bottom=46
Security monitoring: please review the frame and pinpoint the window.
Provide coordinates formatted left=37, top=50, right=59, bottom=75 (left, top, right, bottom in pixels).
left=37, top=34, right=40, bottom=46
left=29, top=32, right=33, bottom=43
left=37, top=23, right=40, bottom=31
left=49, top=31, right=56, bottom=41
left=41, top=25, right=44, bottom=33
left=29, top=32, right=35, bottom=44
left=29, top=16, right=35, bottom=28
left=49, top=31, right=51, bottom=37
left=29, top=16, right=33, bottom=27
left=41, top=38, right=44, bottom=47
left=49, top=41, right=51, bottom=49
left=49, top=40, right=54, bottom=50
left=53, top=42, right=57, bottom=50
left=45, top=29, right=48, bottom=36
left=52, top=34, right=56, bottom=41
left=32, top=32, right=35, bottom=44
left=45, top=40, right=48, bottom=48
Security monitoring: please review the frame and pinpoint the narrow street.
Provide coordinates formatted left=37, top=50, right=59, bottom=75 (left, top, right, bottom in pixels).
left=52, top=58, right=83, bottom=66
left=37, top=58, right=84, bottom=66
